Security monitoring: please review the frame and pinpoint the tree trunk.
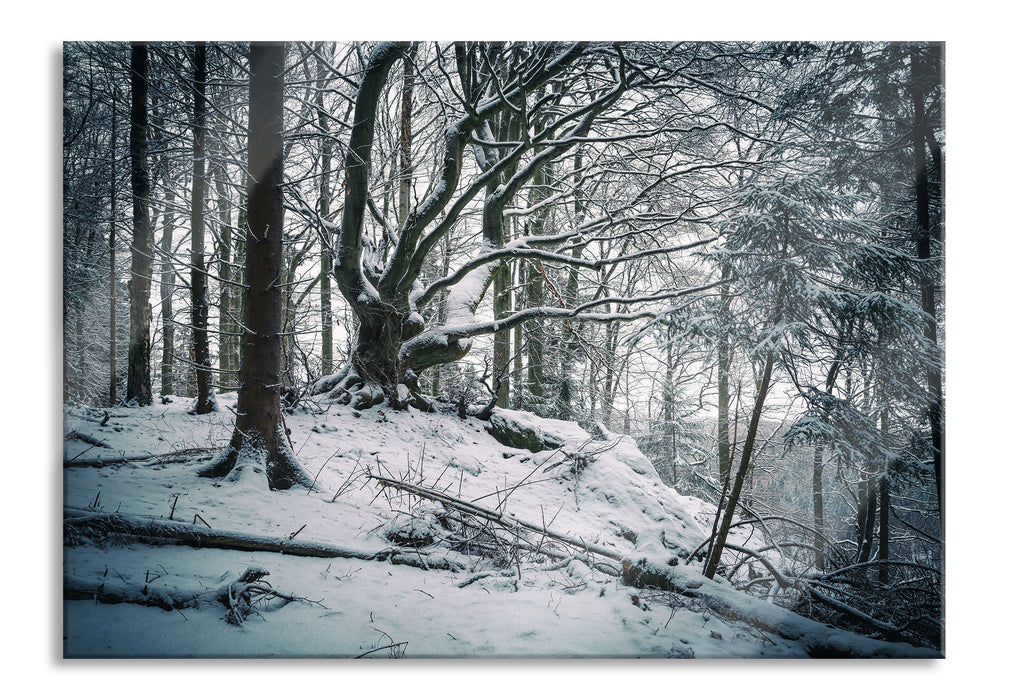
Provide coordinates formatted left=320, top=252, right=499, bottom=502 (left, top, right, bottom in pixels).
left=855, top=463, right=877, bottom=564
left=524, top=158, right=551, bottom=412
left=108, top=87, right=117, bottom=406
left=812, top=442, right=825, bottom=569
left=190, top=42, right=216, bottom=413
left=214, top=158, right=236, bottom=390
left=526, top=260, right=544, bottom=408
left=513, top=263, right=524, bottom=410
left=315, top=48, right=334, bottom=377
left=160, top=188, right=176, bottom=396
left=555, top=151, right=585, bottom=421
left=492, top=261, right=512, bottom=409
left=910, top=47, right=943, bottom=523
left=717, top=263, right=731, bottom=483
left=879, top=408, right=891, bottom=584
left=198, top=42, right=311, bottom=490
left=397, top=44, right=416, bottom=228
left=662, top=330, right=676, bottom=484
left=126, top=42, right=153, bottom=406
left=703, top=351, right=775, bottom=580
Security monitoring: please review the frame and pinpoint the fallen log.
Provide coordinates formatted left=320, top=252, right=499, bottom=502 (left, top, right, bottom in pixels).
left=369, top=475, right=939, bottom=658
left=64, top=566, right=306, bottom=625
left=620, top=559, right=938, bottom=658
left=63, top=507, right=468, bottom=572
left=64, top=446, right=221, bottom=468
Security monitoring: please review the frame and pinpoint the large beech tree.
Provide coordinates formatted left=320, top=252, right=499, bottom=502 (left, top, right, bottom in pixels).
left=199, top=42, right=312, bottom=489
left=314, top=42, right=722, bottom=410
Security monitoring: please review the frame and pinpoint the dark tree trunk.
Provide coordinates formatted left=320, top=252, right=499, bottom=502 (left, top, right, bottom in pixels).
left=855, top=464, right=877, bottom=564
left=703, top=352, right=775, bottom=579
left=126, top=42, right=153, bottom=406
left=812, top=442, right=825, bottom=569
left=397, top=45, right=416, bottom=228
left=160, top=188, right=176, bottom=396
left=109, top=88, right=117, bottom=406
left=199, top=42, right=311, bottom=490
left=190, top=42, right=216, bottom=414
left=717, top=264, right=732, bottom=483
left=315, top=48, right=334, bottom=377
left=492, top=261, right=512, bottom=409
left=662, top=332, right=676, bottom=484
left=555, top=152, right=584, bottom=421
left=214, top=158, right=236, bottom=390
left=526, top=260, right=544, bottom=406
left=524, top=156, right=551, bottom=412
left=231, top=170, right=249, bottom=380
left=910, top=47, right=943, bottom=524
left=878, top=408, right=891, bottom=584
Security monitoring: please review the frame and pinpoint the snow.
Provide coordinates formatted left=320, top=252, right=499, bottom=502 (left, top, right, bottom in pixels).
left=63, top=395, right=935, bottom=658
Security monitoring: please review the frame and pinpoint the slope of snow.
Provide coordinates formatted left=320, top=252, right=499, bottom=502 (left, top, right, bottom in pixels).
left=62, top=396, right=935, bottom=658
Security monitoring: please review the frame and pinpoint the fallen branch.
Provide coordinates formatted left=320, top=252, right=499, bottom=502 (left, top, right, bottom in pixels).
left=64, top=507, right=467, bottom=572
left=64, top=566, right=311, bottom=625
left=65, top=430, right=114, bottom=449
left=619, top=559, right=936, bottom=657
left=804, top=585, right=907, bottom=643
left=64, top=446, right=221, bottom=468
left=368, top=473, right=626, bottom=563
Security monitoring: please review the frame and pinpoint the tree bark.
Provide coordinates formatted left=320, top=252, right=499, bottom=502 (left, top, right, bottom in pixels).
left=397, top=44, right=416, bottom=228
left=108, top=87, right=117, bottom=406
left=160, top=188, right=176, bottom=396
left=910, top=47, right=943, bottom=523
left=855, top=464, right=877, bottom=564
left=315, top=47, right=334, bottom=377
left=717, top=264, right=732, bottom=483
left=703, top=351, right=775, bottom=579
left=492, top=259, right=512, bottom=409
left=126, top=42, right=153, bottom=406
left=190, top=42, right=216, bottom=413
left=198, top=42, right=311, bottom=490
left=214, top=158, right=236, bottom=390
left=878, top=408, right=891, bottom=584
left=812, top=442, right=825, bottom=569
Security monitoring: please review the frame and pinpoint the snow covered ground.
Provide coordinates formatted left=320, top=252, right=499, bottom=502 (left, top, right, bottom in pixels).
left=63, top=394, right=935, bottom=658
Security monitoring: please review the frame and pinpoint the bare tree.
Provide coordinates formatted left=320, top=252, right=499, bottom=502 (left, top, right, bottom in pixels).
left=189, top=42, right=217, bottom=413
left=126, top=42, right=153, bottom=406
left=313, top=42, right=722, bottom=410
left=199, top=42, right=312, bottom=490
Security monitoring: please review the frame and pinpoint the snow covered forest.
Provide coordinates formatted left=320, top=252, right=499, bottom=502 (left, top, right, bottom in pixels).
left=62, top=40, right=944, bottom=658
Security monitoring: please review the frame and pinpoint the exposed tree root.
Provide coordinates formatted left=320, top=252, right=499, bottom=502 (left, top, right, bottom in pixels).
left=312, top=365, right=436, bottom=412
left=197, top=436, right=314, bottom=491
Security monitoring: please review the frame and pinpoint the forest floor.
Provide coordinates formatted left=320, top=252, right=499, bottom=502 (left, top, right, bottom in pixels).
left=62, top=394, right=936, bottom=658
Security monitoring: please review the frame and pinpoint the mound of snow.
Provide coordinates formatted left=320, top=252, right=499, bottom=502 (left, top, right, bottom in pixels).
left=62, top=398, right=935, bottom=658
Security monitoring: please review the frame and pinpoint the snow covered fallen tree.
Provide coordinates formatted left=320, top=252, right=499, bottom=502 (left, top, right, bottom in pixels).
left=64, top=566, right=310, bottom=626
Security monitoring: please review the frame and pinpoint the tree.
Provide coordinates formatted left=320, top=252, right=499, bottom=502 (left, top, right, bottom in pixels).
left=189, top=41, right=217, bottom=414
left=314, top=42, right=723, bottom=410
left=126, top=42, right=154, bottom=406
left=199, top=42, right=312, bottom=490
